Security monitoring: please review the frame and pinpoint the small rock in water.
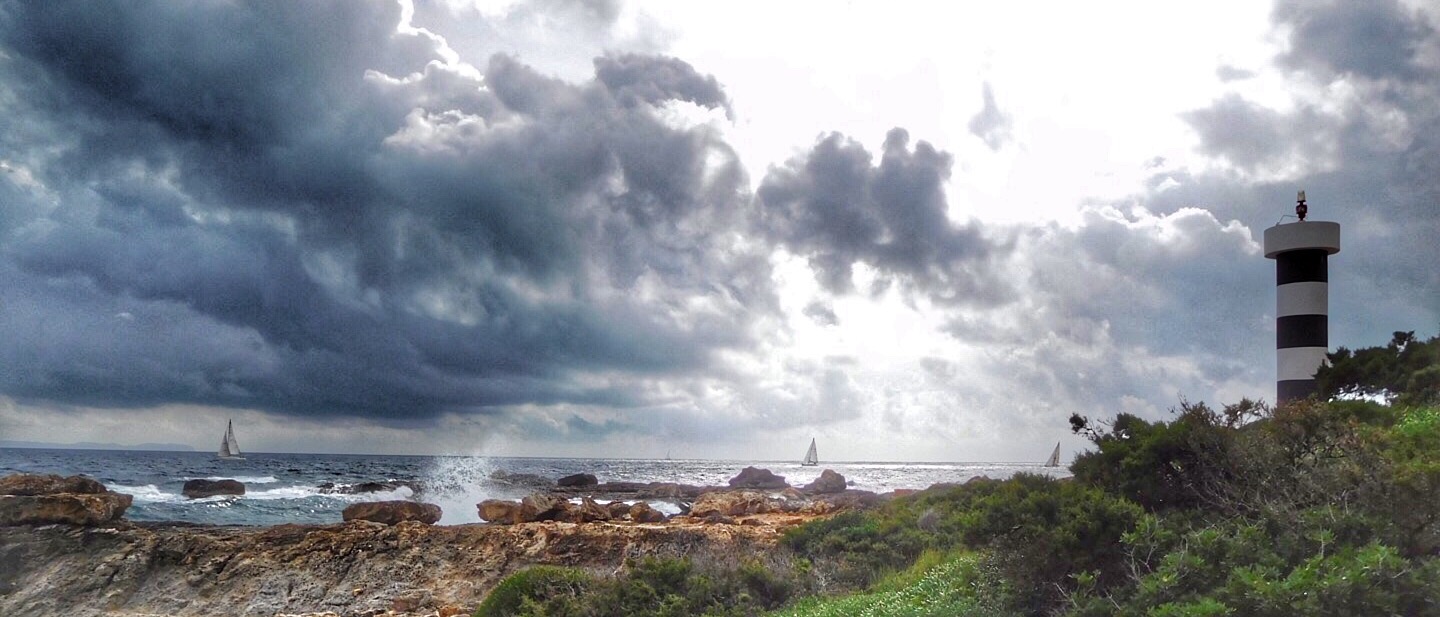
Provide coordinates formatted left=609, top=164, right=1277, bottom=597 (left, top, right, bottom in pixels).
left=556, top=473, right=598, bottom=487
left=182, top=479, right=245, bottom=499
left=727, top=467, right=789, bottom=489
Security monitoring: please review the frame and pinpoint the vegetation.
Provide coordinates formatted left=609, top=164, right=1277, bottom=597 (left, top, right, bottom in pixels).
left=474, top=555, right=805, bottom=617
left=478, top=330, right=1440, bottom=616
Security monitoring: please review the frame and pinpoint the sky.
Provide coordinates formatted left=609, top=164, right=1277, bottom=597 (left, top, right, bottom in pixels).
left=0, top=0, right=1436, bottom=461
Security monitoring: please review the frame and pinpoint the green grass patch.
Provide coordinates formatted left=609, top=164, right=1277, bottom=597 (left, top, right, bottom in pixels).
left=769, top=552, right=1010, bottom=617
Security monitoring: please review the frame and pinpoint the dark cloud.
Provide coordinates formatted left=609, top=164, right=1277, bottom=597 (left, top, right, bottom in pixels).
left=756, top=128, right=1012, bottom=305
left=967, top=83, right=1013, bottom=150
left=1274, top=0, right=1437, bottom=82
left=0, top=0, right=771, bottom=421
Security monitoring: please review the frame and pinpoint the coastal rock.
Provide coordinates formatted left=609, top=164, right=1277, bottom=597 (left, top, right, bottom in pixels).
left=691, top=491, right=775, bottom=518
left=556, top=473, right=598, bottom=487
left=606, top=501, right=633, bottom=519
left=341, top=501, right=442, bottom=525
left=629, top=502, right=666, bottom=523
left=727, top=467, right=788, bottom=489
left=636, top=482, right=708, bottom=499
left=0, top=473, right=107, bottom=496
left=0, top=492, right=133, bottom=526
left=575, top=498, right=611, bottom=523
left=490, top=470, right=556, bottom=488
left=801, top=469, right=847, bottom=494
left=183, top=479, right=246, bottom=499
left=814, top=490, right=881, bottom=511
left=317, top=480, right=422, bottom=495
left=521, top=493, right=568, bottom=521
left=478, top=500, right=525, bottom=524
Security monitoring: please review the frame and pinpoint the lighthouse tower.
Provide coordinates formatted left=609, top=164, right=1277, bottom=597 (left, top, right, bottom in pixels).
left=1263, top=192, right=1340, bottom=403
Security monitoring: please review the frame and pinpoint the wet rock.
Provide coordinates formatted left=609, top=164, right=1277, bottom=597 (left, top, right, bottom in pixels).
left=0, top=492, right=133, bottom=526
left=727, top=467, right=788, bottom=489
left=182, top=479, right=245, bottom=499
left=0, top=473, right=107, bottom=496
left=478, top=500, right=524, bottom=524
left=316, top=480, right=421, bottom=495
left=629, top=502, right=666, bottom=523
left=341, top=501, right=442, bottom=525
left=556, top=473, right=598, bottom=487
left=691, top=491, right=775, bottom=518
left=801, top=469, right=847, bottom=494
left=636, top=482, right=708, bottom=499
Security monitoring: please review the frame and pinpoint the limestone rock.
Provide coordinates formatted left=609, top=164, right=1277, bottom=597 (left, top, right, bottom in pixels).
left=182, top=479, right=246, bottom=499
left=605, top=501, right=632, bottom=519
left=556, top=473, right=598, bottom=487
left=0, top=492, right=133, bottom=526
left=478, top=500, right=524, bottom=524
left=575, top=498, right=611, bottom=522
left=0, top=473, right=107, bottom=496
left=690, top=491, right=774, bottom=518
left=521, top=493, right=567, bottom=521
left=726, top=467, right=788, bottom=489
left=801, top=469, right=847, bottom=494
left=628, top=502, right=666, bottom=523
left=341, top=501, right=442, bottom=525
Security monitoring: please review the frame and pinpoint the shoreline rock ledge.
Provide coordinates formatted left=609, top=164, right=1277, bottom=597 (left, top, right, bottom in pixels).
left=0, top=473, right=133, bottom=527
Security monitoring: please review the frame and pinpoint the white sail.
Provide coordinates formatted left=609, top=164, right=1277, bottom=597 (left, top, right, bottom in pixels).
left=1044, top=442, right=1061, bottom=467
left=802, top=438, right=818, bottom=466
left=218, top=420, right=245, bottom=460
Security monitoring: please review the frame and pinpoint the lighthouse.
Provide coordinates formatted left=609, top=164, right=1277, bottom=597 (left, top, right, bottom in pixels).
left=1263, top=191, right=1340, bottom=403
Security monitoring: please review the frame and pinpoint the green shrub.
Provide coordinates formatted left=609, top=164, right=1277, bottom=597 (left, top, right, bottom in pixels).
left=475, top=566, right=591, bottom=617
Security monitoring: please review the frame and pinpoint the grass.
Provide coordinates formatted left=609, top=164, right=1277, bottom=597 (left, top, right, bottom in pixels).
left=769, top=551, right=1010, bottom=617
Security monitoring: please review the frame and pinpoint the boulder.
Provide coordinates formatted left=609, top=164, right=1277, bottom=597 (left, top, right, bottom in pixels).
left=182, top=479, right=245, bottom=499
left=814, top=490, right=882, bottom=511
left=801, top=469, right=847, bottom=494
left=690, top=491, right=774, bottom=518
left=605, top=501, right=633, bottom=519
left=341, top=501, right=442, bottom=525
left=629, top=502, right=666, bottom=523
left=726, top=467, right=788, bottom=489
left=556, top=473, right=598, bottom=487
left=575, top=497, right=611, bottom=522
left=521, top=493, right=568, bottom=521
left=0, top=473, right=107, bottom=496
left=478, top=499, right=525, bottom=524
left=0, top=493, right=133, bottom=526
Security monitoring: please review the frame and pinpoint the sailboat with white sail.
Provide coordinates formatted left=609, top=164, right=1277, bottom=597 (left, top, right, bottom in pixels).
left=1043, top=442, right=1060, bottom=467
left=801, top=438, right=818, bottom=467
left=217, top=419, right=245, bottom=460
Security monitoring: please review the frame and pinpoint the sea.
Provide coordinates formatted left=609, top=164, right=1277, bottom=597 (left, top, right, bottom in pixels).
left=0, top=448, right=1068, bottom=526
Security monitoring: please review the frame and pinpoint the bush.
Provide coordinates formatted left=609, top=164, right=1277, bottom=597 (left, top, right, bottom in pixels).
left=476, top=556, right=804, bottom=617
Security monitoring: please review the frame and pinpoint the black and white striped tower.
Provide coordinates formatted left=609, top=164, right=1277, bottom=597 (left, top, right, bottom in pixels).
left=1263, top=192, right=1340, bottom=403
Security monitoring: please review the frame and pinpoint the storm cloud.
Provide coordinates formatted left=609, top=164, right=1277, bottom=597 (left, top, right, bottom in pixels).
left=0, top=0, right=769, bottom=420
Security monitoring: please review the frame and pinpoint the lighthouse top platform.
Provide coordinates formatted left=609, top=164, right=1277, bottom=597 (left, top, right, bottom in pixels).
left=1264, top=221, right=1341, bottom=259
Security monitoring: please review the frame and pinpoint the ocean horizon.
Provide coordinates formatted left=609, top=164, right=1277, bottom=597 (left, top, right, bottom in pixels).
left=0, top=447, right=1068, bottom=527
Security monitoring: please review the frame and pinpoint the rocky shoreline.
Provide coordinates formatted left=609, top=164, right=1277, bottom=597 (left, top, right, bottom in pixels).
left=0, top=468, right=901, bottom=617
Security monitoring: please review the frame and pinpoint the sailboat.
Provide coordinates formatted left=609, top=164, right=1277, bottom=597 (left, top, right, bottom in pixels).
left=217, top=419, right=245, bottom=460
left=1043, top=442, right=1061, bottom=467
left=801, top=438, right=818, bottom=467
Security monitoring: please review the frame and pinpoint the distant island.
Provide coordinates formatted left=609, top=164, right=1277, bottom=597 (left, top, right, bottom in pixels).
left=0, top=440, right=196, bottom=452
